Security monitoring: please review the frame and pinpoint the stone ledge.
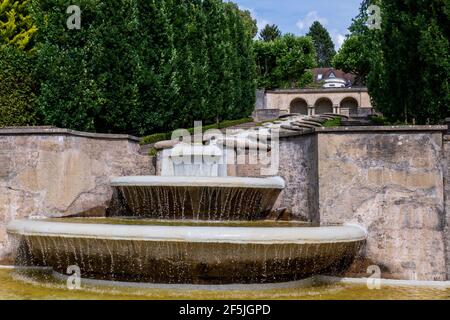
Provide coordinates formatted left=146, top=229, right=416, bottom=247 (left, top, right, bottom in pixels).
left=279, top=128, right=315, bottom=139
left=266, top=87, right=369, bottom=94
left=0, top=127, right=140, bottom=142
left=315, top=125, right=447, bottom=134
left=278, top=125, right=447, bottom=140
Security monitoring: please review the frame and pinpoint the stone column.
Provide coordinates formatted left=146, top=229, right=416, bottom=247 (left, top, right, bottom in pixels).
left=308, top=105, right=315, bottom=116
left=333, top=105, right=340, bottom=115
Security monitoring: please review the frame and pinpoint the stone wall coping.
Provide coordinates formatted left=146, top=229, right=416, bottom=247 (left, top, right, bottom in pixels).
left=315, top=125, right=448, bottom=134
left=277, top=125, right=447, bottom=140
left=0, top=126, right=140, bottom=142
left=2, top=125, right=444, bottom=142
left=265, top=87, right=369, bottom=94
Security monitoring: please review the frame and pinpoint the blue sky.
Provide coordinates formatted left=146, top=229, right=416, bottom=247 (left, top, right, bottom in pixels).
left=230, top=0, right=362, bottom=49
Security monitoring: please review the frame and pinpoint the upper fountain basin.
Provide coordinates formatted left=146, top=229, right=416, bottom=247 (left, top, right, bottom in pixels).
left=110, top=176, right=285, bottom=189
left=110, top=176, right=286, bottom=220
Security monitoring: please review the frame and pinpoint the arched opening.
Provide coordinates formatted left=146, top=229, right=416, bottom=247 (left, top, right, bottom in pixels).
left=315, top=98, right=333, bottom=115
left=290, top=98, right=308, bottom=115
left=340, top=97, right=359, bottom=115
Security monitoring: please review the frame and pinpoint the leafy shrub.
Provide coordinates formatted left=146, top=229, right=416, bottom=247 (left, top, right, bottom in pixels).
left=369, top=115, right=391, bottom=126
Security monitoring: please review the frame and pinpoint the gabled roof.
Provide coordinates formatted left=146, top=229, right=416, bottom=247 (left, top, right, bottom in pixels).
left=310, top=68, right=356, bottom=84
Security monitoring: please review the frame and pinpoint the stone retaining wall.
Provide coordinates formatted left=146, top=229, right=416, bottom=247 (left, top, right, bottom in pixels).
left=317, top=126, right=447, bottom=281
left=0, top=128, right=152, bottom=258
left=1, top=126, right=449, bottom=281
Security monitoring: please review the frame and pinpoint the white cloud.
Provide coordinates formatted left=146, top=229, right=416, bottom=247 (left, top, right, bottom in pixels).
left=333, top=33, right=346, bottom=50
left=257, top=19, right=271, bottom=32
left=296, top=11, right=328, bottom=31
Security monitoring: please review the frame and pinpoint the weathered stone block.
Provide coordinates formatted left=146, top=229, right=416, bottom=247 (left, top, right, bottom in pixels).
left=0, top=129, right=153, bottom=258
left=318, top=130, right=447, bottom=280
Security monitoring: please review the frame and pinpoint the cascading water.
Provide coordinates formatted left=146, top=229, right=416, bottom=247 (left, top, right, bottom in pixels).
left=110, top=177, right=284, bottom=220
left=7, top=118, right=366, bottom=285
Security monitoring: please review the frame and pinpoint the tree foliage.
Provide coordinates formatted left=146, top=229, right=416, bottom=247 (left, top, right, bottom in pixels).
left=333, top=0, right=377, bottom=85
left=306, top=21, right=335, bottom=67
left=259, top=24, right=281, bottom=42
left=333, top=35, right=371, bottom=86
left=335, top=0, right=449, bottom=124
left=27, top=0, right=256, bottom=135
left=0, top=0, right=37, bottom=127
left=0, top=0, right=37, bottom=50
left=368, top=0, right=449, bottom=124
left=254, top=34, right=316, bottom=89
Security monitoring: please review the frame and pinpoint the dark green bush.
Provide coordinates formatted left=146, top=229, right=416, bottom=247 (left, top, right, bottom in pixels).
left=369, top=115, right=391, bottom=126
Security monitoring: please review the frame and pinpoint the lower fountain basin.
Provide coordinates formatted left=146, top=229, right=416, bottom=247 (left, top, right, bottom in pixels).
left=7, top=219, right=366, bottom=284
left=110, top=176, right=285, bottom=220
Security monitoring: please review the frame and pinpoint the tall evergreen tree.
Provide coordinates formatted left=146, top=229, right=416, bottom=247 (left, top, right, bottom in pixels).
left=0, top=0, right=38, bottom=127
left=259, top=24, right=281, bottom=42
left=238, top=8, right=258, bottom=39
left=133, top=0, right=177, bottom=134
left=29, top=0, right=257, bottom=134
left=0, top=46, right=37, bottom=126
left=307, top=21, right=336, bottom=67
left=337, top=0, right=449, bottom=123
left=367, top=0, right=449, bottom=124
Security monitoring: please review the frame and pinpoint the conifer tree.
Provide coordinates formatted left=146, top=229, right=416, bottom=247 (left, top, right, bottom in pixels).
left=307, top=21, right=336, bottom=67
left=0, top=0, right=37, bottom=50
left=259, top=24, right=281, bottom=42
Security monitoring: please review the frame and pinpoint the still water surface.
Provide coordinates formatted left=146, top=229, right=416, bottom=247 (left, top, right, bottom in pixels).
left=1, top=269, right=449, bottom=300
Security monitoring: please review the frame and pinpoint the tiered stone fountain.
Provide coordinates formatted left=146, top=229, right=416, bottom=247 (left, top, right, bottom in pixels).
left=7, top=117, right=366, bottom=285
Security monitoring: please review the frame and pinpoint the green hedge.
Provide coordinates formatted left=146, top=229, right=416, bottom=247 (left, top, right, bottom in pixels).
left=140, top=133, right=171, bottom=145
left=322, top=117, right=342, bottom=128
left=140, top=118, right=253, bottom=145
left=30, top=0, right=256, bottom=135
